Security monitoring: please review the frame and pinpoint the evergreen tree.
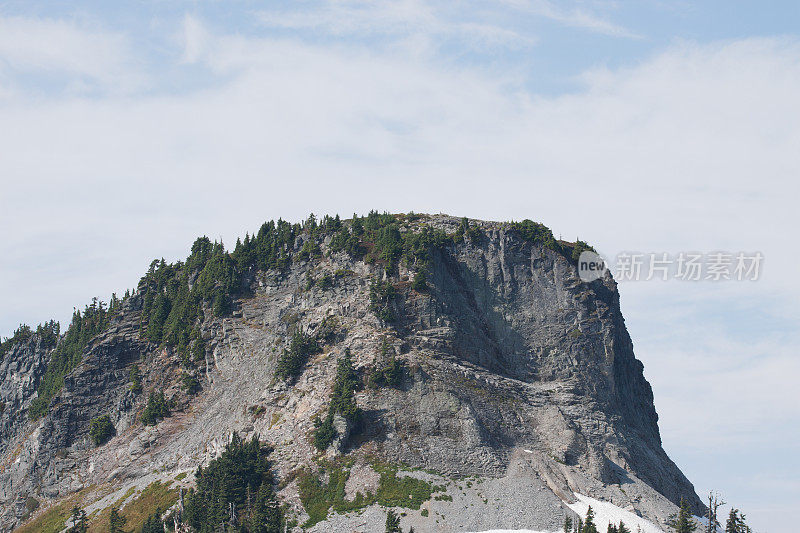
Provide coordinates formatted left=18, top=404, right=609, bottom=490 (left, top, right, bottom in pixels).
left=385, top=509, right=402, bottom=532
left=329, top=349, right=360, bottom=421
left=312, top=412, right=336, bottom=451
left=28, top=300, right=110, bottom=419
left=564, top=515, right=573, bottom=533
left=181, top=371, right=201, bottom=395
left=141, top=508, right=164, bottom=533
left=411, top=270, right=427, bottom=291
left=313, top=349, right=362, bottom=450
left=129, top=364, right=142, bottom=394
left=184, top=433, right=282, bottom=533
left=617, top=522, right=631, bottom=533
left=141, top=390, right=170, bottom=425
left=668, top=498, right=697, bottom=533
left=582, top=505, right=599, bottom=533
left=89, top=414, right=115, bottom=446
left=274, top=330, right=320, bottom=382
left=109, top=507, right=126, bottom=533
left=607, top=524, right=618, bottom=533
left=725, top=509, right=751, bottom=533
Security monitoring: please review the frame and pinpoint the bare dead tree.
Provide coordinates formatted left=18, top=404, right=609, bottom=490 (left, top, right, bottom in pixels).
left=706, top=491, right=725, bottom=533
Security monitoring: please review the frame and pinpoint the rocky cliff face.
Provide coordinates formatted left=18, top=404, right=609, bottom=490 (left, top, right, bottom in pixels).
left=0, top=215, right=702, bottom=532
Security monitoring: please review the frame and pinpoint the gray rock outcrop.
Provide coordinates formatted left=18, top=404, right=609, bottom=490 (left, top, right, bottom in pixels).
left=0, top=215, right=703, bottom=532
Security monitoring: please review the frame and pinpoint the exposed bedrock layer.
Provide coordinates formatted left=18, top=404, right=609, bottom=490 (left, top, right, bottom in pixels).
left=0, top=215, right=702, bottom=531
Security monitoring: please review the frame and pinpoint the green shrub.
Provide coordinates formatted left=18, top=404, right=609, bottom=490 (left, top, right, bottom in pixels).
left=274, top=330, right=321, bottom=383
left=411, top=270, right=428, bottom=291
left=313, top=414, right=337, bottom=451
left=570, top=239, right=596, bottom=262
left=140, top=509, right=164, bottom=533
left=316, top=315, right=339, bottom=344
left=509, top=219, right=560, bottom=252
left=141, top=391, right=170, bottom=426
left=129, top=364, right=142, bottom=394
left=297, top=461, right=445, bottom=528
left=89, top=415, right=115, bottom=446
left=369, top=280, right=397, bottom=322
left=25, top=497, right=39, bottom=515
left=181, top=372, right=201, bottom=395
left=370, top=358, right=406, bottom=389
left=313, top=349, right=362, bottom=451
left=28, top=299, right=110, bottom=420
left=316, top=273, right=334, bottom=291
left=454, top=217, right=483, bottom=244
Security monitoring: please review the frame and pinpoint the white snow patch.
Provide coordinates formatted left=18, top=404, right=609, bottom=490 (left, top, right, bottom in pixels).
left=468, top=492, right=707, bottom=533
left=566, top=493, right=666, bottom=533
left=468, top=530, right=554, bottom=533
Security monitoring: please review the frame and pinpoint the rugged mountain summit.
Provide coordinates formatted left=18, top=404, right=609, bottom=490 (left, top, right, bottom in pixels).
left=0, top=213, right=702, bottom=532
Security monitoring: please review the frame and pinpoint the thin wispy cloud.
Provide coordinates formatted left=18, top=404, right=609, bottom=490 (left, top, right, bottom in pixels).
left=0, top=15, right=145, bottom=94
left=501, top=0, right=641, bottom=38
left=256, top=0, right=536, bottom=51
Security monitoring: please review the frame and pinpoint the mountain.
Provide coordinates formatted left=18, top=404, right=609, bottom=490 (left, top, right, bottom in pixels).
left=0, top=213, right=703, bottom=532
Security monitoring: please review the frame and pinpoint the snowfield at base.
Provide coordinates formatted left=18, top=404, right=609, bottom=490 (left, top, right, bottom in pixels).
left=468, top=492, right=720, bottom=533
left=467, top=530, right=553, bottom=533
left=567, top=493, right=666, bottom=533
left=469, top=492, right=667, bottom=533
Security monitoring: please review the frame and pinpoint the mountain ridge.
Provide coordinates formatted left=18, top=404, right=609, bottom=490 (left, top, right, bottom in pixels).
left=0, top=213, right=702, bottom=532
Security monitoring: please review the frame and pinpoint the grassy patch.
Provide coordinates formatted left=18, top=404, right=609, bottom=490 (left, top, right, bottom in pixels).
left=87, top=481, right=177, bottom=533
left=16, top=488, right=93, bottom=533
left=374, top=463, right=443, bottom=509
left=297, top=461, right=446, bottom=528
left=120, top=480, right=178, bottom=530
left=16, top=501, right=72, bottom=533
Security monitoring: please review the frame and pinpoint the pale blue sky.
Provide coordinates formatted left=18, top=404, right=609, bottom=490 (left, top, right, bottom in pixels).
left=0, top=2, right=798, bottom=532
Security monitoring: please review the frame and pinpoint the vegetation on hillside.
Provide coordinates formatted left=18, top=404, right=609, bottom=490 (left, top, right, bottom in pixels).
left=88, top=415, right=115, bottom=446
left=667, top=497, right=697, bottom=533
left=297, top=460, right=446, bottom=528
left=313, top=349, right=362, bottom=450
left=0, top=320, right=59, bottom=357
left=2, top=211, right=581, bottom=422
left=274, top=329, right=321, bottom=383
left=140, top=390, right=171, bottom=426
left=28, top=300, right=114, bottom=420
left=184, top=433, right=282, bottom=533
